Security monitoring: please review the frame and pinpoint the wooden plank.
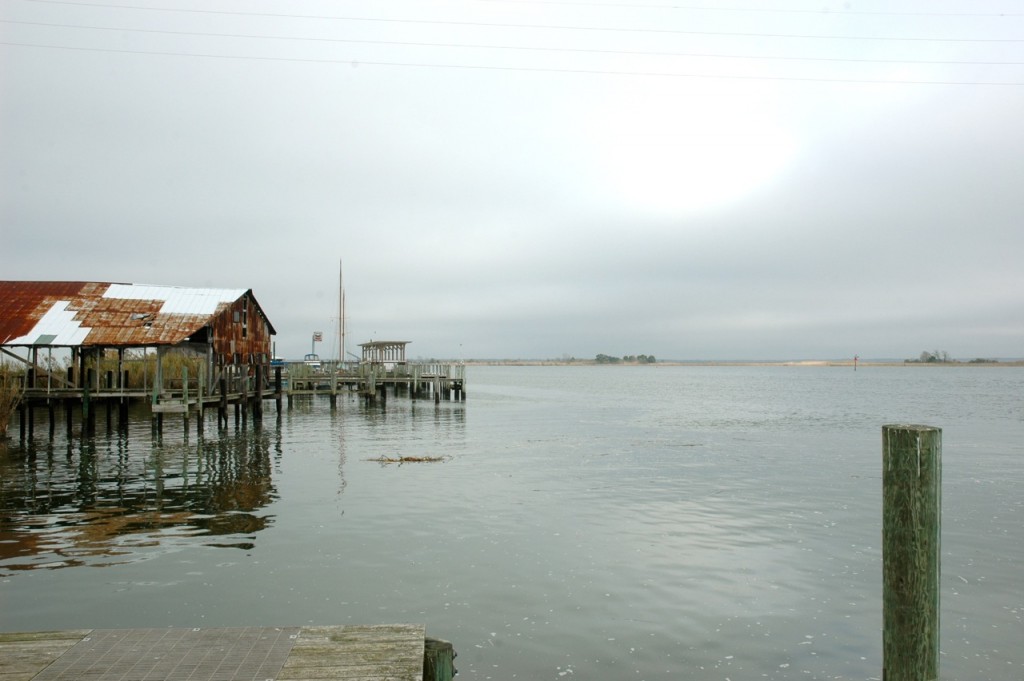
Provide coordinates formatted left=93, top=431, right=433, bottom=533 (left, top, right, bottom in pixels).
left=283, top=624, right=425, bottom=681
left=0, top=630, right=90, bottom=681
left=0, top=631, right=91, bottom=643
left=279, top=665, right=421, bottom=680
left=151, top=402, right=188, bottom=413
left=298, top=623, right=424, bottom=643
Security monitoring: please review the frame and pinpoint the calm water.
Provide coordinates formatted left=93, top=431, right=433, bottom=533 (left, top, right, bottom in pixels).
left=1, top=366, right=1022, bottom=680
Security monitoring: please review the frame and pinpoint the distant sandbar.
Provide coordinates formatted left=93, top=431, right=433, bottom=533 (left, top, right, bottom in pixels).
left=464, top=359, right=1024, bottom=368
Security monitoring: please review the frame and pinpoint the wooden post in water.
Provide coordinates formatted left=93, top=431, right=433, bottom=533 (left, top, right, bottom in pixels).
left=105, top=370, right=114, bottom=432
left=275, top=367, right=282, bottom=414
left=83, top=379, right=94, bottom=436
left=196, top=366, right=205, bottom=436
left=219, top=377, right=228, bottom=430
left=120, top=367, right=129, bottom=433
left=882, top=424, right=941, bottom=681
left=25, top=364, right=35, bottom=438
left=182, top=366, right=190, bottom=431
left=254, top=363, right=263, bottom=422
left=423, top=637, right=456, bottom=681
left=240, top=366, right=248, bottom=427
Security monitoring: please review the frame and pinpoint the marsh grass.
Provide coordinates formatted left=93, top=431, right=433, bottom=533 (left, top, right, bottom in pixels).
left=117, top=350, right=205, bottom=389
left=66, top=349, right=207, bottom=390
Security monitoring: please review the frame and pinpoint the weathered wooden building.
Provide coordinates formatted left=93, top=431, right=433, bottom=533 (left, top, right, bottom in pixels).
left=0, top=281, right=276, bottom=432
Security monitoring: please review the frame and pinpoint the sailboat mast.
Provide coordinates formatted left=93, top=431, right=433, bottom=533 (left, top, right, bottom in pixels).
left=339, top=259, right=346, bottom=363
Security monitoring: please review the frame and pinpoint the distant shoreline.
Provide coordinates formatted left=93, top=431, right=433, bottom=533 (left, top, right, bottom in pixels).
left=463, top=359, right=1024, bottom=368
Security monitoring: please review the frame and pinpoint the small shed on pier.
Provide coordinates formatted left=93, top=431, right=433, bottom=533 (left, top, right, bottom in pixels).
left=359, top=340, right=410, bottom=369
left=0, top=281, right=275, bottom=396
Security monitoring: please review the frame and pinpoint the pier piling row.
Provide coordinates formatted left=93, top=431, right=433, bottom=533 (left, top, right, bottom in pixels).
left=12, top=361, right=465, bottom=440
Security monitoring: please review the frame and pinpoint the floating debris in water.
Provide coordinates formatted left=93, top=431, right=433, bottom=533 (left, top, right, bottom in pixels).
left=366, top=455, right=448, bottom=464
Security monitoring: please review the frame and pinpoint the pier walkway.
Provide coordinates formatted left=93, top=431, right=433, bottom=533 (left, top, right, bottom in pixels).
left=282, top=361, right=466, bottom=405
left=0, top=624, right=454, bottom=681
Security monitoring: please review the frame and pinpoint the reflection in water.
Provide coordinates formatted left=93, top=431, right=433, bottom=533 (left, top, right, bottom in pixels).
left=0, top=426, right=278, bottom=573
left=0, top=369, right=1020, bottom=680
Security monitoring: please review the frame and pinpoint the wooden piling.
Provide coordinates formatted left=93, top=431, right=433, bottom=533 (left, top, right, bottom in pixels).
left=25, top=370, right=35, bottom=434
left=254, top=364, right=263, bottom=422
left=219, top=377, right=228, bottom=429
left=274, top=367, right=282, bottom=414
left=424, top=637, right=456, bottom=681
left=104, top=371, right=113, bottom=432
left=240, top=367, right=248, bottom=427
left=83, top=382, right=95, bottom=436
left=182, top=366, right=190, bottom=431
left=197, top=366, right=205, bottom=425
left=882, top=424, right=941, bottom=681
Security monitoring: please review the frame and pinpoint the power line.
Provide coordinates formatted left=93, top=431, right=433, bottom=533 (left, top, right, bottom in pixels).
left=480, top=0, right=1024, bottom=18
left=19, top=0, right=1024, bottom=43
left=6, top=19, right=1023, bottom=67
left=4, top=40, right=1022, bottom=85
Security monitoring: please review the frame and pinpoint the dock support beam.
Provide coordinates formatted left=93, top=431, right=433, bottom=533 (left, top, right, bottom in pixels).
left=882, top=424, right=941, bottom=681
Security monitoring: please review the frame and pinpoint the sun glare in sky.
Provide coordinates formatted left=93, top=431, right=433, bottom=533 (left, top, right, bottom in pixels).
left=588, top=82, right=797, bottom=216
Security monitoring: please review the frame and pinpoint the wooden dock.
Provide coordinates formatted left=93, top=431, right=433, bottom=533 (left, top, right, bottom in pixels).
left=281, top=362, right=466, bottom=404
left=13, top=361, right=466, bottom=440
left=0, top=624, right=454, bottom=681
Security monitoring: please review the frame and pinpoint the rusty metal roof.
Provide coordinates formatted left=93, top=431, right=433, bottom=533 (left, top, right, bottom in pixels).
left=0, top=281, right=273, bottom=348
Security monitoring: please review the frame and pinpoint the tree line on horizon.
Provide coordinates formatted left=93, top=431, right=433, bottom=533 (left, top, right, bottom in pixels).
left=908, top=350, right=1001, bottom=364
left=595, top=354, right=656, bottom=364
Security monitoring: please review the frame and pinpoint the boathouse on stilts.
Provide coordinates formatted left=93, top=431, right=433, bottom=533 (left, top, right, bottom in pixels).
left=0, top=281, right=276, bottom=438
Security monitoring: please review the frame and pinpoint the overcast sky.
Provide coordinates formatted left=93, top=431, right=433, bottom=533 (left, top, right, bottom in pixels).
left=2, top=1, right=1023, bottom=361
